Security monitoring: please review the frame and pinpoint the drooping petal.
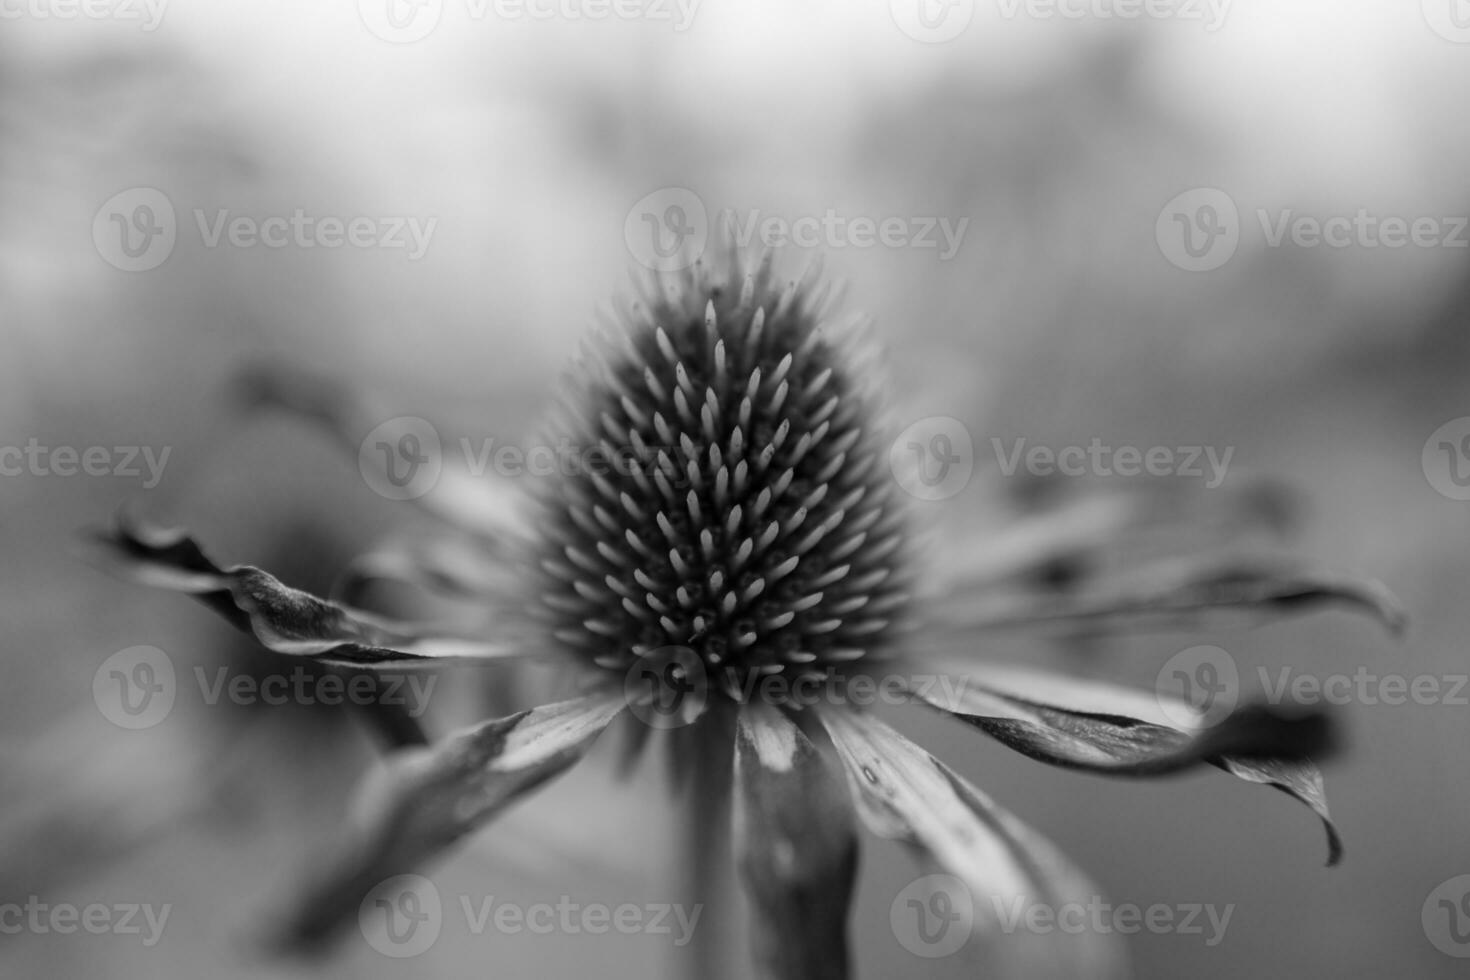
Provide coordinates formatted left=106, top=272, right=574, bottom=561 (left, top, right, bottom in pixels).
left=818, top=708, right=1126, bottom=978
left=733, top=704, right=857, bottom=980
left=238, top=360, right=525, bottom=543
left=1217, top=755, right=1341, bottom=865
left=932, top=556, right=1404, bottom=637
left=912, top=663, right=1343, bottom=864
left=87, top=516, right=527, bottom=667
left=275, top=692, right=625, bottom=951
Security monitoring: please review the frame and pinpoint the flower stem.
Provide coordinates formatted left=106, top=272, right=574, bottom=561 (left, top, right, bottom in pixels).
left=676, top=705, right=739, bottom=980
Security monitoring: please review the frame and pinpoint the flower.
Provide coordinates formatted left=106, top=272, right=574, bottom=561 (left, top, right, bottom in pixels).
left=94, top=242, right=1401, bottom=978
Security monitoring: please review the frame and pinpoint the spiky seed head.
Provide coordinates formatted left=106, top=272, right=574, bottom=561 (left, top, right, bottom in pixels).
left=531, top=247, right=913, bottom=701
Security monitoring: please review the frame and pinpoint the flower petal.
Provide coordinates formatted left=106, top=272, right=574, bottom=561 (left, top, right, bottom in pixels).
left=913, top=664, right=1343, bottom=864
left=934, top=556, right=1404, bottom=636
left=87, top=516, right=525, bottom=667
left=238, top=361, right=524, bottom=542
left=818, top=709, right=1126, bottom=978
left=733, top=705, right=857, bottom=980
left=275, top=692, right=625, bottom=950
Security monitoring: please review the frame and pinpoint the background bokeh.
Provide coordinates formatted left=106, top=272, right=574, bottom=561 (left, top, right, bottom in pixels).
left=4, top=1, right=1470, bottom=977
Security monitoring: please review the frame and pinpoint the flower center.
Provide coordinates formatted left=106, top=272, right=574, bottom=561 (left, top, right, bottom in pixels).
left=532, top=252, right=911, bottom=697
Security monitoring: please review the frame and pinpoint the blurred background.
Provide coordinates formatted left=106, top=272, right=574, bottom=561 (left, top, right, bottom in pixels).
left=3, top=0, right=1470, bottom=977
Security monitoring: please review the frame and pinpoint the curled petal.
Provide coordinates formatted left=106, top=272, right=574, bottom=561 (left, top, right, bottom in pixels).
left=734, top=704, right=857, bottom=980
left=934, top=557, right=1404, bottom=637
left=914, top=664, right=1342, bottom=864
left=819, top=709, right=1126, bottom=978
left=276, top=693, right=625, bottom=950
left=87, top=516, right=525, bottom=667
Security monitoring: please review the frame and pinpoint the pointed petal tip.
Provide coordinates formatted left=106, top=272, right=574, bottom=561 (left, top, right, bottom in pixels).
left=1325, top=826, right=1345, bottom=868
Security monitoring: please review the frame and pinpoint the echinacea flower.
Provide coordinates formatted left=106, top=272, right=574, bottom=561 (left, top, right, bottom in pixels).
left=94, top=242, right=1401, bottom=979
